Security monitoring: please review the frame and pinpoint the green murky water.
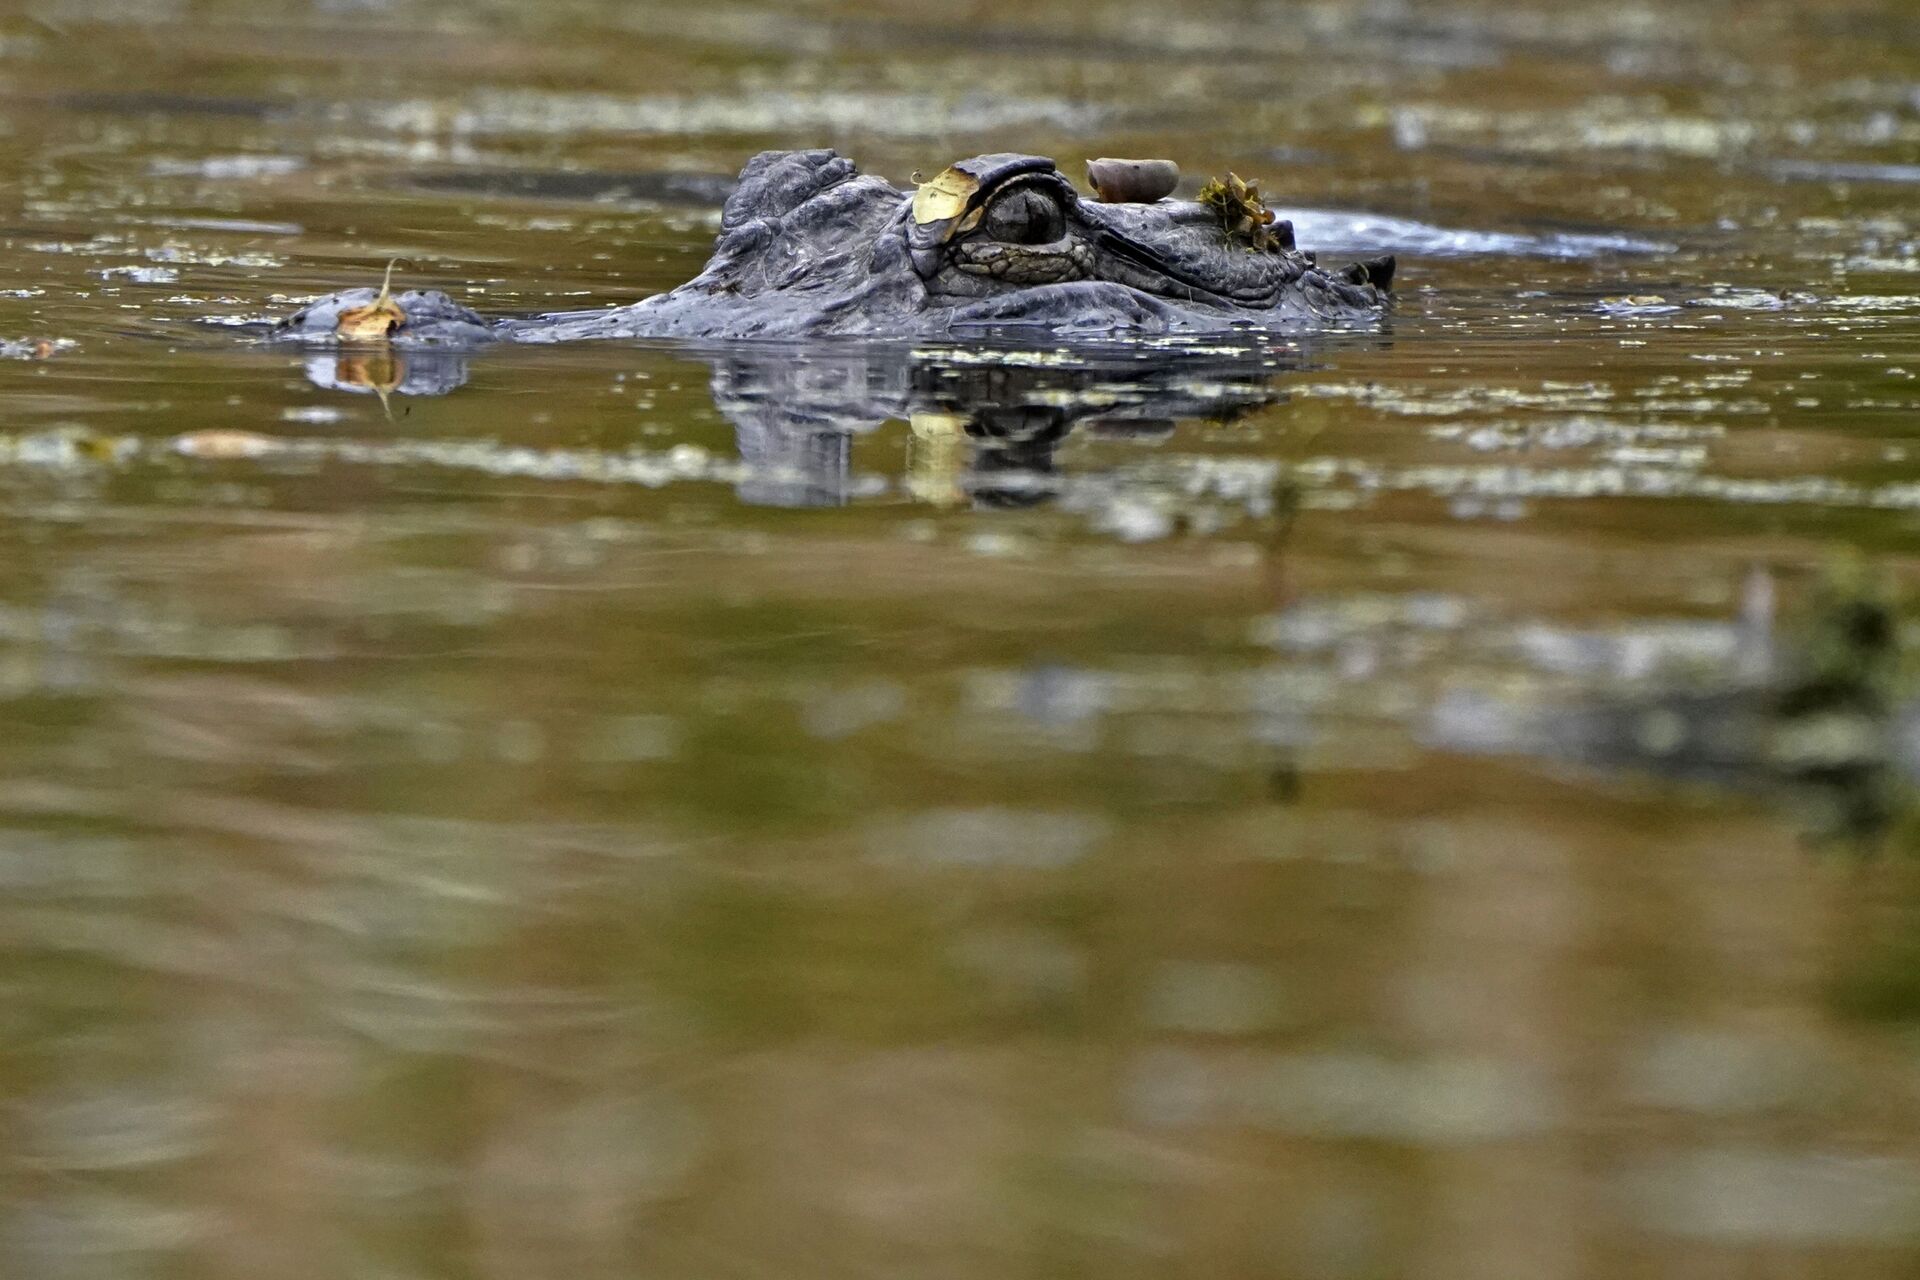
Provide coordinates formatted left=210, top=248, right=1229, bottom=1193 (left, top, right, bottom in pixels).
left=5, top=0, right=1920, bottom=1275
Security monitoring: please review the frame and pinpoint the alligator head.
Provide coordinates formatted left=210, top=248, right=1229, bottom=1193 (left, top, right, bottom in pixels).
left=274, top=148, right=1394, bottom=344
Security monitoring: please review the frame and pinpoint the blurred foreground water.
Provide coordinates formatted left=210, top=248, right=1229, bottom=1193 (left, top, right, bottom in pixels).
left=4, top=0, right=1920, bottom=1276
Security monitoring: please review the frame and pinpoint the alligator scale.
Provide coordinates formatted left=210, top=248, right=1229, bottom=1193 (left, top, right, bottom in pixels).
left=276, top=150, right=1395, bottom=343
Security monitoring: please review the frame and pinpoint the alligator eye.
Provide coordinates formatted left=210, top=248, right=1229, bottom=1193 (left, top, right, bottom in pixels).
left=982, top=186, right=1066, bottom=245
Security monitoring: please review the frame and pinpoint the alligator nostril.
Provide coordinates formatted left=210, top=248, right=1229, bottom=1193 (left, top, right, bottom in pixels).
left=1336, top=256, right=1396, bottom=291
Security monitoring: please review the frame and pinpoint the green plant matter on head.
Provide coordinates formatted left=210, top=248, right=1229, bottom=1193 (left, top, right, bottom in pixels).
left=1199, top=172, right=1282, bottom=251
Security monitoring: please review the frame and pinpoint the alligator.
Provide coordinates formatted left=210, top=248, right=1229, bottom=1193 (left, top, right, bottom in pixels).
left=273, top=149, right=1395, bottom=344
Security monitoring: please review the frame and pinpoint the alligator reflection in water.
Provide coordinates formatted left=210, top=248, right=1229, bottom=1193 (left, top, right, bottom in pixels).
left=709, top=346, right=1289, bottom=508
left=297, top=341, right=1295, bottom=508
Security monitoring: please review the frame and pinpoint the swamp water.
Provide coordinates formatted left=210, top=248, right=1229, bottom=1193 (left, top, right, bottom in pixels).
left=2, top=0, right=1920, bottom=1275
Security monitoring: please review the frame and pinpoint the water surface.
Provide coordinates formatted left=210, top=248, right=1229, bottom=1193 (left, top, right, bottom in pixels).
left=4, top=1, right=1920, bottom=1276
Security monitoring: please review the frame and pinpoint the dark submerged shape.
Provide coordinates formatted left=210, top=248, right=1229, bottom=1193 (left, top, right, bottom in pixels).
left=275, top=149, right=1394, bottom=344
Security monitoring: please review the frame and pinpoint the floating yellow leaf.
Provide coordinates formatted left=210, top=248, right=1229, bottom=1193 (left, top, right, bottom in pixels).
left=335, top=259, right=408, bottom=340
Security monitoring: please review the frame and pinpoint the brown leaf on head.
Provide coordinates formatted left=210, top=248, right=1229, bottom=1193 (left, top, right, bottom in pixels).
left=335, top=259, right=408, bottom=341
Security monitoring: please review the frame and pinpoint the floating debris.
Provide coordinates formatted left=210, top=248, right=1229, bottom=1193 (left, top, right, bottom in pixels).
left=148, top=154, right=304, bottom=179
left=0, top=337, right=67, bottom=359
left=1598, top=295, right=1681, bottom=315
left=1198, top=172, right=1284, bottom=252
left=170, top=430, right=282, bottom=460
left=335, top=259, right=408, bottom=341
left=281, top=405, right=346, bottom=425
left=99, top=265, right=180, bottom=284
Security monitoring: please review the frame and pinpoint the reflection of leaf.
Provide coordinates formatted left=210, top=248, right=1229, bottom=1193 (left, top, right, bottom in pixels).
left=335, top=259, right=407, bottom=340
left=334, top=350, right=405, bottom=395
left=332, top=349, right=407, bottom=420
left=906, top=412, right=969, bottom=509
left=1198, top=172, right=1282, bottom=252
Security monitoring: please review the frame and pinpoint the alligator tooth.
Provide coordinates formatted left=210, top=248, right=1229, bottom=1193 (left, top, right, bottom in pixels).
left=1085, top=158, right=1179, bottom=203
